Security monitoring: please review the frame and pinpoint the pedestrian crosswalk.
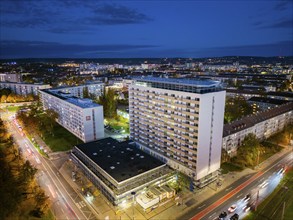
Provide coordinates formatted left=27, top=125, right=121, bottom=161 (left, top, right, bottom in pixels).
left=76, top=200, right=87, bottom=209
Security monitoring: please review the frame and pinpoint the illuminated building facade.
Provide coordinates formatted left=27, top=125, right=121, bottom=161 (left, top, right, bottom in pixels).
left=0, top=82, right=51, bottom=95
left=39, top=89, right=104, bottom=142
left=129, top=77, right=226, bottom=187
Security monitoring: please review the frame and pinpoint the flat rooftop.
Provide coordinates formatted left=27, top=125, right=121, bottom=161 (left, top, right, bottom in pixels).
left=75, top=137, right=165, bottom=183
left=248, top=97, right=290, bottom=105
left=41, top=89, right=101, bottom=109
left=134, top=76, right=220, bottom=88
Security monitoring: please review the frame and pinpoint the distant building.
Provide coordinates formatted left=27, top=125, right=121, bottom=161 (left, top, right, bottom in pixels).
left=0, top=82, right=51, bottom=96
left=39, top=89, right=104, bottom=142
left=222, top=102, right=293, bottom=156
left=0, top=73, right=22, bottom=83
left=248, top=97, right=290, bottom=113
left=71, top=138, right=173, bottom=206
left=226, top=89, right=293, bottom=101
left=129, top=77, right=226, bottom=187
left=54, top=82, right=104, bottom=98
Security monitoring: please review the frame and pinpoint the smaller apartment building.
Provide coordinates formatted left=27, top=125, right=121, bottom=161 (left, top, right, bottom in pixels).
left=222, top=102, right=293, bottom=156
left=0, top=82, right=51, bottom=96
left=54, top=82, right=104, bottom=98
left=39, top=89, right=104, bottom=142
left=71, top=138, right=173, bottom=206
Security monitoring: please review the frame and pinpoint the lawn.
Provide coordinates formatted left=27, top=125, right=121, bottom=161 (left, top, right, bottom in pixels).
left=106, top=115, right=129, bottom=133
left=6, top=106, right=20, bottom=112
left=244, top=168, right=293, bottom=220
left=42, top=123, right=82, bottom=152
left=220, top=162, right=243, bottom=174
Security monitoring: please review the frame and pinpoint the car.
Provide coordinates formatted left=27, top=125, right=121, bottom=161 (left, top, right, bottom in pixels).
left=278, top=167, right=285, bottom=175
left=259, top=181, right=268, bottom=188
left=243, top=205, right=251, bottom=212
left=230, top=213, right=239, bottom=220
left=228, top=205, right=237, bottom=213
left=219, top=211, right=227, bottom=219
left=243, top=194, right=251, bottom=203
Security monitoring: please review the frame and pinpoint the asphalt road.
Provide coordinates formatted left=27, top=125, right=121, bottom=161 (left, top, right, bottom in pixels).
left=3, top=111, right=98, bottom=220
left=177, top=150, right=292, bottom=220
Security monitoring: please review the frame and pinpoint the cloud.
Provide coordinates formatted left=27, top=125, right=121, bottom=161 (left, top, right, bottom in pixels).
left=0, top=1, right=152, bottom=32
left=254, top=18, right=293, bottom=29
left=88, top=4, right=152, bottom=25
left=274, top=0, right=292, bottom=11
left=0, top=40, right=159, bottom=58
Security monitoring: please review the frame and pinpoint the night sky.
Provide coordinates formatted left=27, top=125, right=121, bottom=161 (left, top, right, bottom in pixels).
left=0, top=0, right=292, bottom=58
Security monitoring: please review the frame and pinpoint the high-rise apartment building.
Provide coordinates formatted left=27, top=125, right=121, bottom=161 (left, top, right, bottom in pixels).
left=129, top=77, right=226, bottom=187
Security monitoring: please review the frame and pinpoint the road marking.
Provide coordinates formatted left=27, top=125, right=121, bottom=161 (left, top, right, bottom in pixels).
left=198, top=204, right=206, bottom=209
left=225, top=187, right=232, bottom=191
left=236, top=193, right=243, bottom=198
left=208, top=212, right=216, bottom=218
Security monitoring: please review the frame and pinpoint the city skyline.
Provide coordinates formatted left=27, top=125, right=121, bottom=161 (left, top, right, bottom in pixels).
left=0, top=0, right=292, bottom=58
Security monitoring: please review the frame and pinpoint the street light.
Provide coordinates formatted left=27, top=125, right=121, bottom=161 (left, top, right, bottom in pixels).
left=131, top=191, right=136, bottom=220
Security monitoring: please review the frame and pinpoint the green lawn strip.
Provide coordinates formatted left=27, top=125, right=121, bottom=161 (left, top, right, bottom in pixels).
left=106, top=116, right=129, bottom=132
left=26, top=133, right=49, bottom=158
left=42, top=125, right=82, bottom=152
left=6, top=106, right=20, bottom=112
left=220, top=162, right=243, bottom=174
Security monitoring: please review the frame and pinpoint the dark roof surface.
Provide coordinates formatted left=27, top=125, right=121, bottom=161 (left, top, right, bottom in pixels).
left=248, top=97, right=290, bottom=105
left=223, top=102, right=293, bottom=137
left=75, top=138, right=165, bottom=183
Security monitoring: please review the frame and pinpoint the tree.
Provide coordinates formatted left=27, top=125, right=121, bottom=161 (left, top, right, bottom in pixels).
left=83, top=86, right=90, bottom=98
left=224, top=96, right=256, bottom=123
left=235, top=133, right=261, bottom=168
left=97, top=88, right=117, bottom=118
left=1, top=94, right=7, bottom=103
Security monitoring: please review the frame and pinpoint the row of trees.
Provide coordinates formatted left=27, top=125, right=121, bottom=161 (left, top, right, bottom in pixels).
left=224, top=123, right=292, bottom=169
left=0, top=118, right=49, bottom=219
left=17, top=102, right=59, bottom=138
left=0, top=88, right=36, bottom=103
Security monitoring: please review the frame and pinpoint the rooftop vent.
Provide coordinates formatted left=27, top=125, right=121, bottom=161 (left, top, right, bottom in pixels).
left=110, top=166, right=115, bottom=169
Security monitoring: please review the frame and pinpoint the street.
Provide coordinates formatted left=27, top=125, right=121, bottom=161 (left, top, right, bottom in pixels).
left=2, top=111, right=98, bottom=220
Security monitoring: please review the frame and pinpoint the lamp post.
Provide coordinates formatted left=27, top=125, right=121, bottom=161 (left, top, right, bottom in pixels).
left=131, top=191, right=136, bottom=220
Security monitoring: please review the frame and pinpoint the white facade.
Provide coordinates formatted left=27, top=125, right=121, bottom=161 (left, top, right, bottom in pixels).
left=39, top=89, right=104, bottom=143
left=129, top=77, right=226, bottom=187
left=0, top=82, right=51, bottom=96
left=222, top=102, right=293, bottom=156
left=54, top=82, right=104, bottom=98
left=0, top=73, right=22, bottom=82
